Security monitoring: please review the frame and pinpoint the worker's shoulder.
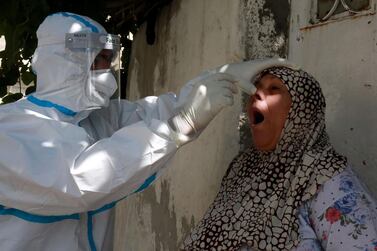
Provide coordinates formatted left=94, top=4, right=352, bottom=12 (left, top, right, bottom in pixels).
left=0, top=98, right=53, bottom=121
left=0, top=98, right=28, bottom=114
left=0, top=99, right=46, bottom=139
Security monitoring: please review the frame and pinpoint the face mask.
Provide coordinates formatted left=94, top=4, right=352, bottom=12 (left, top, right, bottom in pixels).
left=87, top=69, right=118, bottom=107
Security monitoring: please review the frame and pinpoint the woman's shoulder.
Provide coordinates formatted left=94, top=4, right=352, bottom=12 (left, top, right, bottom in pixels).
left=310, top=167, right=375, bottom=213
left=298, top=167, right=377, bottom=250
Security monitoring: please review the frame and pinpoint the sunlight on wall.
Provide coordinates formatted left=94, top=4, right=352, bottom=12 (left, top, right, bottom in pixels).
left=0, top=36, right=5, bottom=68
left=0, top=36, right=5, bottom=51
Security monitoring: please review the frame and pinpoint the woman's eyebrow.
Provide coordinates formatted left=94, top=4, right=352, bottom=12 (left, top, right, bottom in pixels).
left=271, top=80, right=284, bottom=86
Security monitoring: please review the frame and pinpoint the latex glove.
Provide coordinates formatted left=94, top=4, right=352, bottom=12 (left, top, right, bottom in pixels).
left=168, top=72, right=238, bottom=146
left=211, top=58, right=299, bottom=95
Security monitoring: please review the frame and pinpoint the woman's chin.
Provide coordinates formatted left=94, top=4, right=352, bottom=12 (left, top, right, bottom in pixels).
left=252, top=137, right=277, bottom=151
left=254, top=145, right=276, bottom=152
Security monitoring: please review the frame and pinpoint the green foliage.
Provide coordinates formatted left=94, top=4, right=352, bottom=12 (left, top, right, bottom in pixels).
left=0, top=0, right=126, bottom=104
left=1, top=93, right=23, bottom=103
left=0, top=0, right=48, bottom=103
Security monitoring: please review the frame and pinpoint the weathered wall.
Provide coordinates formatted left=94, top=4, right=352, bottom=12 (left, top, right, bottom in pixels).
left=113, top=0, right=290, bottom=250
left=289, top=0, right=377, bottom=194
left=114, top=1, right=243, bottom=250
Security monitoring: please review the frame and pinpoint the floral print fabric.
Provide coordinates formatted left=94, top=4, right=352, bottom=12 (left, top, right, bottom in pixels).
left=294, top=167, right=377, bottom=251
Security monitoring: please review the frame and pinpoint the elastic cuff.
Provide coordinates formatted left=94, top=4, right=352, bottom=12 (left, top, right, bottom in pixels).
left=167, top=115, right=196, bottom=147
left=145, top=119, right=190, bottom=148
left=168, top=128, right=193, bottom=147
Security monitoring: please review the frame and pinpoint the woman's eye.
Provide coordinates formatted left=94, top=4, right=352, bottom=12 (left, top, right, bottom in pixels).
left=270, top=86, right=280, bottom=91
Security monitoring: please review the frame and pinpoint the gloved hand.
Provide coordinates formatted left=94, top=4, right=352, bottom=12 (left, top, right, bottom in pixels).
left=168, top=72, right=238, bottom=146
left=213, top=58, right=299, bottom=95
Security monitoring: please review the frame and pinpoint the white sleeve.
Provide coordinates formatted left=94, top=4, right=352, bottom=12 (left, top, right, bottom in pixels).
left=0, top=84, right=194, bottom=216
left=114, top=79, right=194, bottom=129
left=72, top=118, right=178, bottom=212
left=0, top=113, right=177, bottom=216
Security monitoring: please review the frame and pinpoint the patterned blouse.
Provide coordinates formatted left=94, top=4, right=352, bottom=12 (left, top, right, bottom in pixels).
left=293, top=167, right=377, bottom=251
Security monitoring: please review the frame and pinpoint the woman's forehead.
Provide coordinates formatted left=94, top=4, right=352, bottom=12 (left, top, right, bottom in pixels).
left=255, top=73, right=284, bottom=87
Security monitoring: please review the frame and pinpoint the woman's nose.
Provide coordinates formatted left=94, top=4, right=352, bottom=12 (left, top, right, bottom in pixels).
left=253, top=89, right=264, bottom=101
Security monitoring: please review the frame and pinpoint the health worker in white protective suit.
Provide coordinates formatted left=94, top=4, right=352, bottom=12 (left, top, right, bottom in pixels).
left=0, top=12, right=242, bottom=251
left=0, top=11, right=297, bottom=251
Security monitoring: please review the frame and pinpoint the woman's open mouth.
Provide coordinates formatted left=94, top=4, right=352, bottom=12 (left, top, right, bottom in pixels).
left=252, top=110, right=265, bottom=125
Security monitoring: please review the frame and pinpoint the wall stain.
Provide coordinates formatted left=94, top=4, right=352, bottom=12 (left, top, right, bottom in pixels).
left=242, top=0, right=290, bottom=59
left=260, top=0, right=290, bottom=39
left=240, top=0, right=290, bottom=151
left=364, top=83, right=373, bottom=88
left=140, top=180, right=179, bottom=251
left=179, top=215, right=196, bottom=247
left=156, top=0, right=182, bottom=91
left=133, top=0, right=182, bottom=98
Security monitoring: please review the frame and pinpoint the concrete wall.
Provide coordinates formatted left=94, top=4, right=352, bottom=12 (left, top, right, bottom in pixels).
left=289, top=0, right=377, bottom=194
left=113, top=0, right=290, bottom=250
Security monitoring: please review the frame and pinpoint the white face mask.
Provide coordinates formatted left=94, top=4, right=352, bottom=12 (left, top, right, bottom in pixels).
left=87, top=69, right=118, bottom=107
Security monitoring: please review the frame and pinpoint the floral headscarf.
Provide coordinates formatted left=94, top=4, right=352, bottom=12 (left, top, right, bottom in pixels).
left=182, top=67, right=347, bottom=251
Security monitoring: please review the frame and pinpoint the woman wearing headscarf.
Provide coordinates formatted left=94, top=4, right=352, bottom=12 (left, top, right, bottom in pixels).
left=182, top=62, right=377, bottom=250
